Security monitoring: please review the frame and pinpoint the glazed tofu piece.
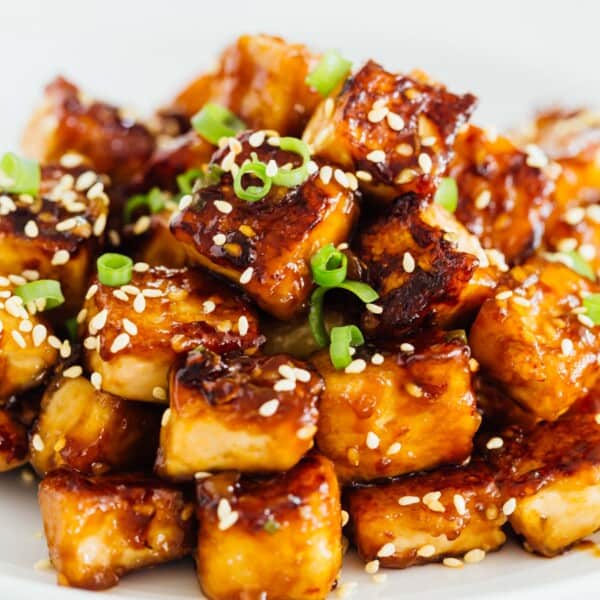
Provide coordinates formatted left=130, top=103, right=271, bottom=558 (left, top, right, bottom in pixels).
left=30, top=373, right=161, bottom=477
left=156, top=349, right=322, bottom=479
left=303, top=61, right=477, bottom=201
left=22, top=77, right=155, bottom=185
left=448, top=125, right=555, bottom=264
left=170, top=131, right=359, bottom=320
left=0, top=407, right=29, bottom=471
left=0, top=282, right=59, bottom=401
left=358, top=194, right=499, bottom=337
left=483, top=410, right=600, bottom=556
left=39, top=469, right=195, bottom=590
left=83, top=266, right=262, bottom=402
left=0, top=164, right=109, bottom=311
left=347, top=462, right=506, bottom=568
left=470, top=256, right=600, bottom=421
left=312, top=333, right=480, bottom=482
left=170, top=34, right=322, bottom=136
left=196, top=454, right=342, bottom=600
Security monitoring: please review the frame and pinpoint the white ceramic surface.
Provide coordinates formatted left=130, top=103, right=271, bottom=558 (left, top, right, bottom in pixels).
left=0, top=1, right=599, bottom=598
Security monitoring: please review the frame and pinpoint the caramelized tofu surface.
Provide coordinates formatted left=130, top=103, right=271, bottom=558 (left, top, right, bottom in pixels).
left=170, top=34, right=321, bottom=136
left=39, top=469, right=195, bottom=590
left=157, top=349, right=322, bottom=479
left=483, top=411, right=600, bottom=556
left=448, top=125, right=555, bottom=264
left=359, top=194, right=498, bottom=337
left=170, top=131, right=359, bottom=320
left=0, top=407, right=29, bottom=471
left=22, top=77, right=155, bottom=185
left=196, top=454, right=341, bottom=600
left=347, top=462, right=506, bottom=567
left=470, top=256, right=600, bottom=421
left=83, top=266, right=262, bottom=402
left=0, top=165, right=109, bottom=310
left=303, top=61, right=476, bottom=200
left=30, top=374, right=161, bottom=477
left=312, top=333, right=480, bottom=482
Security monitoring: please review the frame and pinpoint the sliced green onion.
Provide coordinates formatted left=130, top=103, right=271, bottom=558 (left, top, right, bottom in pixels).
left=583, top=294, right=600, bottom=324
left=97, top=253, right=133, bottom=287
left=14, top=280, right=64, bottom=310
left=445, top=329, right=468, bottom=344
left=191, top=103, right=246, bottom=145
left=309, top=286, right=329, bottom=348
left=329, top=325, right=365, bottom=370
left=306, top=50, right=352, bottom=97
left=65, top=317, right=78, bottom=341
left=272, top=137, right=311, bottom=187
left=124, top=187, right=166, bottom=223
left=335, top=280, right=379, bottom=303
left=434, top=177, right=458, bottom=213
left=0, top=152, right=41, bottom=195
left=234, top=161, right=272, bottom=202
left=310, top=244, right=348, bottom=287
left=176, top=168, right=203, bottom=194
left=263, top=518, right=280, bottom=534
left=545, top=251, right=595, bottom=281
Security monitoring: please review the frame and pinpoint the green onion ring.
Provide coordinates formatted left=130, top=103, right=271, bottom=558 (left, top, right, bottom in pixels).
left=191, top=103, right=246, bottom=145
left=329, top=325, right=365, bottom=369
left=14, top=280, right=65, bottom=310
left=97, top=253, right=133, bottom=287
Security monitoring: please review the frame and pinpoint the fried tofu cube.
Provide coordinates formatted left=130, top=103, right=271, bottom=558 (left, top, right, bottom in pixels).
left=196, top=454, right=342, bottom=600
left=312, top=333, right=480, bottom=482
left=0, top=165, right=109, bottom=311
left=0, top=283, right=59, bottom=401
left=22, top=77, right=155, bottom=185
left=483, top=411, right=600, bottom=556
left=39, top=469, right=195, bottom=590
left=30, top=373, right=161, bottom=477
left=0, top=407, right=29, bottom=471
left=170, top=34, right=322, bottom=136
left=170, top=131, right=359, bottom=320
left=448, top=125, right=555, bottom=264
left=347, top=462, right=506, bottom=567
left=156, top=349, right=322, bottom=479
left=470, top=256, right=600, bottom=421
left=358, top=194, right=498, bottom=337
left=83, top=266, right=262, bottom=402
left=303, top=61, right=476, bottom=201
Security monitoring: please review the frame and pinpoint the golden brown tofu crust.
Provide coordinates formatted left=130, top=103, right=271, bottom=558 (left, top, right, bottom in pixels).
left=358, top=194, right=498, bottom=336
left=196, top=454, right=342, bottom=600
left=303, top=61, right=476, bottom=200
left=448, top=125, right=555, bottom=264
left=156, top=350, right=322, bottom=478
left=347, top=462, right=506, bottom=567
left=312, top=333, right=480, bottom=482
left=470, top=256, right=600, bottom=421
left=39, top=470, right=195, bottom=590
left=170, top=34, right=321, bottom=136
left=170, top=131, right=359, bottom=320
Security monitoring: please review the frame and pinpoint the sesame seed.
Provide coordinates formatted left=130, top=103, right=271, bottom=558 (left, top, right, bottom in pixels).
left=87, top=181, right=105, bottom=200
left=201, top=300, right=216, bottom=315
left=366, top=431, right=380, bottom=449
left=371, top=353, right=384, bottom=365
left=214, top=200, right=233, bottom=214
left=258, top=399, right=279, bottom=417
left=366, top=303, right=383, bottom=314
left=112, top=289, right=129, bottom=302
left=161, top=408, right=171, bottom=427
left=386, top=112, right=405, bottom=130
left=319, top=165, right=333, bottom=185
left=11, top=330, right=26, bottom=348
left=133, top=294, right=146, bottom=313
left=248, top=130, right=266, bottom=147
left=345, top=358, right=367, bottom=374
left=386, top=442, right=402, bottom=455
left=423, top=491, right=445, bottom=513
left=267, top=136, right=280, bottom=147
left=502, top=497, right=517, bottom=516
left=580, top=244, right=597, bottom=261
left=557, top=237, right=578, bottom=252
left=366, top=149, right=386, bottom=163
left=443, top=558, right=464, bottom=569
left=398, top=495, right=420, bottom=506
left=561, top=338, right=574, bottom=356
left=421, top=136, right=437, bottom=147
left=47, top=335, right=61, bottom=349
left=355, top=170, right=373, bottom=182
left=32, top=324, right=47, bottom=347
left=565, top=207, right=585, bottom=225
left=495, top=290, right=513, bottom=301
left=89, top=309, right=108, bottom=334
left=306, top=160, right=319, bottom=175
left=32, top=434, right=44, bottom=452
left=5, top=296, right=27, bottom=319
left=464, top=548, right=486, bottom=564
left=297, top=425, right=317, bottom=440
left=123, top=318, right=138, bottom=336
left=9, top=274, right=26, bottom=286
left=418, top=153, right=432, bottom=174
left=578, top=314, right=595, bottom=328
left=212, top=233, right=227, bottom=246
left=278, top=364, right=296, bottom=379
left=400, top=342, right=415, bottom=353
left=405, top=382, right=423, bottom=397
left=152, top=386, right=167, bottom=401
left=24, top=220, right=39, bottom=238
left=84, top=336, right=98, bottom=350
left=417, top=544, right=436, bottom=558
left=341, top=510, right=349, bottom=527
left=60, top=339, right=71, bottom=359
left=402, top=251, right=415, bottom=273
left=239, top=267, right=254, bottom=285
left=50, top=249, right=71, bottom=267
left=178, top=194, right=192, bottom=211
left=133, top=262, right=150, bottom=274
left=274, top=378, right=296, bottom=392
left=453, top=494, right=467, bottom=515
left=90, top=372, right=102, bottom=390
left=475, top=189, right=492, bottom=209
left=194, top=471, right=212, bottom=480
left=365, top=559, right=380, bottom=574
left=75, top=170, right=97, bottom=191
left=486, top=437, right=504, bottom=450
left=63, top=365, right=82, bottom=379
left=469, top=358, right=479, bottom=372
left=55, top=217, right=78, bottom=232
left=512, top=296, right=531, bottom=307
left=93, top=213, right=107, bottom=237
left=293, top=368, right=312, bottom=382
left=110, top=333, right=130, bottom=354
left=85, top=284, right=98, bottom=300
left=377, top=542, right=396, bottom=558
left=238, top=315, right=249, bottom=336
left=266, top=159, right=278, bottom=178
left=395, top=168, right=418, bottom=184
left=334, top=169, right=350, bottom=188
left=368, top=106, right=388, bottom=123
left=218, top=510, right=239, bottom=531
left=19, top=319, right=32, bottom=333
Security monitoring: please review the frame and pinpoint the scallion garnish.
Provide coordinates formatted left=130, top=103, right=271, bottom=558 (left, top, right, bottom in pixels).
left=434, top=177, right=458, bottom=213
left=583, top=294, right=600, bottom=324
left=308, top=286, right=330, bottom=348
left=545, top=251, right=595, bottom=281
left=306, top=50, right=352, bottom=97
left=233, top=160, right=272, bottom=202
left=97, top=253, right=133, bottom=287
left=0, top=152, right=41, bottom=195
left=272, top=137, right=311, bottom=187
left=176, top=168, right=203, bottom=194
left=14, top=280, right=64, bottom=310
left=310, top=244, right=348, bottom=287
left=123, top=188, right=166, bottom=223
left=335, top=280, right=379, bottom=303
left=329, top=325, right=365, bottom=369
left=191, top=103, right=246, bottom=145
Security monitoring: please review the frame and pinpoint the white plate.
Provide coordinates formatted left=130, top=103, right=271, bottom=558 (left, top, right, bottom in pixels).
left=0, top=1, right=599, bottom=598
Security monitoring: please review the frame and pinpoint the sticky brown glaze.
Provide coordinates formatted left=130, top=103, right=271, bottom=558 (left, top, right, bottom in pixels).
left=481, top=411, right=600, bottom=556
left=303, top=61, right=477, bottom=201
left=156, top=349, right=322, bottom=479
left=0, top=165, right=109, bottom=311
left=448, top=125, right=555, bottom=264
left=347, top=462, right=506, bottom=568
left=22, top=77, right=155, bottom=186
left=0, top=408, right=29, bottom=471
left=169, top=34, right=322, bottom=136
left=196, top=454, right=341, bottom=600
left=39, top=469, right=195, bottom=590
left=470, top=256, right=600, bottom=422
left=170, top=131, right=359, bottom=320
left=83, top=266, right=262, bottom=402
left=358, top=194, right=498, bottom=337
left=30, top=374, right=161, bottom=477
left=312, top=332, right=480, bottom=482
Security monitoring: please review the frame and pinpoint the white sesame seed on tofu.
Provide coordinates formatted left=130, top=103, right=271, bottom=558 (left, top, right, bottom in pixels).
left=561, top=338, right=575, bottom=356
left=443, top=557, right=464, bottom=568
left=293, top=368, right=311, bottom=382
left=63, top=365, right=83, bottom=379
left=578, top=314, right=595, bottom=328
left=133, top=293, right=146, bottom=313
left=319, top=165, right=333, bottom=185
left=161, top=408, right=171, bottom=427
left=402, top=251, right=415, bottom=273
left=486, top=436, right=504, bottom=450
left=368, top=106, right=388, bottom=123
left=400, top=342, right=415, bottom=353
left=345, top=358, right=367, bottom=374
left=341, top=510, right=349, bottom=527
left=464, top=548, right=486, bottom=564
left=218, top=510, right=239, bottom=531
left=564, top=207, right=585, bottom=226
left=366, top=149, right=386, bottom=163
left=24, top=220, right=39, bottom=238
left=495, top=290, right=513, bottom=301
left=212, top=233, right=227, bottom=246
left=386, top=442, right=402, bottom=455
left=278, top=364, right=296, bottom=380
left=417, top=544, right=436, bottom=558
left=90, top=372, right=102, bottom=390
left=123, top=318, right=138, bottom=336
left=398, top=495, right=420, bottom=506
left=355, top=170, right=373, bottom=182
left=418, top=153, right=433, bottom=174
left=274, top=378, right=296, bottom=392
left=214, top=200, right=233, bottom=214
left=475, top=189, right=492, bottom=209
left=453, top=493, right=467, bottom=515
left=248, top=130, right=266, bottom=147
left=32, top=324, right=47, bottom=347
left=32, top=433, right=44, bottom=452
left=386, top=112, right=405, bottom=131
left=258, top=399, right=279, bottom=417
left=89, top=308, right=108, bottom=334
left=365, top=431, right=380, bottom=449
left=365, top=559, right=380, bottom=574
left=296, top=425, right=317, bottom=440
left=239, top=267, right=254, bottom=285
left=371, top=353, right=384, bottom=365
left=366, top=303, right=383, bottom=314
left=377, top=542, right=396, bottom=558
left=502, top=497, right=517, bottom=516
left=334, top=169, right=350, bottom=188
left=11, top=330, right=26, bottom=348
left=238, top=315, right=249, bottom=336
left=110, top=332, right=130, bottom=354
